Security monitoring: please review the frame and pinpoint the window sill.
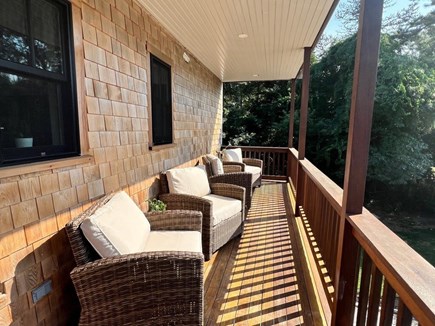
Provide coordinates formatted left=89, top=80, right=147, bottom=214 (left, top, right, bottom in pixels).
left=0, top=155, right=94, bottom=179
left=149, top=143, right=177, bottom=151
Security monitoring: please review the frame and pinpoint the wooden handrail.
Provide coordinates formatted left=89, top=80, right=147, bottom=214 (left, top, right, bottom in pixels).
left=224, top=145, right=290, bottom=153
left=227, top=145, right=435, bottom=324
left=223, top=146, right=290, bottom=178
left=299, top=159, right=343, bottom=213
left=288, top=147, right=435, bottom=324
left=349, top=211, right=435, bottom=325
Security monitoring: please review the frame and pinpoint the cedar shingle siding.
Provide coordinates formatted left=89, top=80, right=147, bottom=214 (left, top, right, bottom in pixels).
left=0, top=0, right=222, bottom=323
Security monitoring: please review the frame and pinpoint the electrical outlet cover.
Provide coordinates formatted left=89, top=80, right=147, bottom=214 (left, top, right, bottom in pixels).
left=31, top=280, right=52, bottom=303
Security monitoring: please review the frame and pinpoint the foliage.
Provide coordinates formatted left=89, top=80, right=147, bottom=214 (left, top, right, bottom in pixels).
left=223, top=1, right=435, bottom=214
left=148, top=199, right=167, bottom=212
left=223, top=81, right=291, bottom=146
left=334, top=0, right=421, bottom=37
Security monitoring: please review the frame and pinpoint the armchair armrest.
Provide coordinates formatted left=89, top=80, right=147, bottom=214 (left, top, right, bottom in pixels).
left=223, top=165, right=242, bottom=173
left=209, top=173, right=252, bottom=209
left=209, top=173, right=252, bottom=192
left=159, top=193, right=212, bottom=212
left=146, top=210, right=202, bottom=232
left=210, top=183, right=245, bottom=203
left=222, top=161, right=246, bottom=172
left=243, top=158, right=263, bottom=170
left=71, top=251, right=204, bottom=325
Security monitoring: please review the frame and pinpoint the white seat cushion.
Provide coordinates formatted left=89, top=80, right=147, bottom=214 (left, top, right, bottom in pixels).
left=166, top=165, right=211, bottom=197
left=144, top=231, right=202, bottom=253
left=222, top=148, right=243, bottom=163
left=202, top=194, right=242, bottom=226
left=81, top=191, right=150, bottom=258
left=245, top=165, right=262, bottom=185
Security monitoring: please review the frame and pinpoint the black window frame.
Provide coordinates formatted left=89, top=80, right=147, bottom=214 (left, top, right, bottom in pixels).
left=150, top=54, right=173, bottom=147
left=0, top=0, right=80, bottom=167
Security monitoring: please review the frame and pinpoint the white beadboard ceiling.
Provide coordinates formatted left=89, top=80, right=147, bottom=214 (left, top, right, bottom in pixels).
left=140, top=0, right=337, bottom=82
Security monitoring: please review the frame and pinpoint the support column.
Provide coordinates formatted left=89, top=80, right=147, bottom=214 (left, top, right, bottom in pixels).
left=288, top=78, right=296, bottom=148
left=297, top=48, right=311, bottom=160
left=333, top=0, right=384, bottom=324
left=295, top=47, right=311, bottom=214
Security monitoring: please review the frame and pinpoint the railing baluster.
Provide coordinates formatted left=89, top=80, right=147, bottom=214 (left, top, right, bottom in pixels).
left=379, top=282, right=396, bottom=326
left=397, top=299, right=413, bottom=326
left=271, top=152, right=275, bottom=175
left=356, top=252, right=372, bottom=326
left=367, top=266, right=383, bottom=325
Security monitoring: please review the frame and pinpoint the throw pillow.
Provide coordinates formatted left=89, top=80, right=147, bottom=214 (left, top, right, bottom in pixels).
left=210, top=157, right=224, bottom=175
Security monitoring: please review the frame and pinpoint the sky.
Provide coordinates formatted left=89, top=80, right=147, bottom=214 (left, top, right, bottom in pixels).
left=325, top=0, right=433, bottom=36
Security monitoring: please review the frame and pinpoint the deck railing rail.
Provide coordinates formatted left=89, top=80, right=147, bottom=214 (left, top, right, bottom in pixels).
left=226, top=145, right=435, bottom=325
left=224, top=146, right=289, bottom=180
left=289, top=148, right=435, bottom=326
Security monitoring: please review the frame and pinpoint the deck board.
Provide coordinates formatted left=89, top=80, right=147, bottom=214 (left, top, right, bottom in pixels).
left=204, top=182, right=319, bottom=325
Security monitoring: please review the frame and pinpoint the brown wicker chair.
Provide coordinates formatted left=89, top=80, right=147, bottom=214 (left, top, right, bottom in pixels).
left=159, top=172, right=245, bottom=261
left=65, top=193, right=204, bottom=326
left=220, top=149, right=264, bottom=188
left=202, top=155, right=253, bottom=210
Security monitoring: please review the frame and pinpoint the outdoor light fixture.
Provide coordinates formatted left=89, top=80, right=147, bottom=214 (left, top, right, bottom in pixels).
left=183, top=52, right=190, bottom=63
left=238, top=33, right=248, bottom=39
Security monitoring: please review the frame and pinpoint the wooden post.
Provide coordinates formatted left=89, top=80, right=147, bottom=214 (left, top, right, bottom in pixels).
left=287, top=79, right=297, bottom=179
left=288, top=79, right=296, bottom=148
left=297, top=48, right=311, bottom=160
left=295, top=48, right=311, bottom=214
left=332, top=0, right=384, bottom=324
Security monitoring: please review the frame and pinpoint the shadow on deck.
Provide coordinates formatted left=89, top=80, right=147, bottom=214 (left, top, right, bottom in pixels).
left=204, top=182, right=323, bottom=326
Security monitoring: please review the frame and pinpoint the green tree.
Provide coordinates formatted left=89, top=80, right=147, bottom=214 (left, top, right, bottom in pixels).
left=223, top=81, right=290, bottom=146
left=223, top=3, right=435, bottom=212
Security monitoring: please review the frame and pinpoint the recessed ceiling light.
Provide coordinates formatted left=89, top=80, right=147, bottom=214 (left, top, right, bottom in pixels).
left=253, top=74, right=259, bottom=77
left=238, top=33, right=248, bottom=39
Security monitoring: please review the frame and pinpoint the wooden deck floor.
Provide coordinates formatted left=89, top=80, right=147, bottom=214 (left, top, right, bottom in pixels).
left=204, top=182, right=320, bottom=326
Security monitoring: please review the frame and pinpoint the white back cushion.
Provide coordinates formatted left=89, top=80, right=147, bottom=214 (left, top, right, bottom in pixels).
left=223, top=148, right=243, bottom=163
left=81, top=191, right=150, bottom=257
left=166, top=165, right=211, bottom=197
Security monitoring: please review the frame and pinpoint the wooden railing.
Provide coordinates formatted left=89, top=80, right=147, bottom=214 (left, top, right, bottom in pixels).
left=288, top=149, right=435, bottom=326
left=225, top=146, right=289, bottom=180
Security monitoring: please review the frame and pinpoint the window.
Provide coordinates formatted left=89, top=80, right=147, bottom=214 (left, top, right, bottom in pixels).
left=150, top=54, right=173, bottom=146
left=0, top=0, right=79, bottom=167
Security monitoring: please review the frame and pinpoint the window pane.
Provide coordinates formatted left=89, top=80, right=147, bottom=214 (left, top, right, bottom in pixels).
left=31, top=0, right=63, bottom=73
left=0, top=0, right=30, bottom=64
left=0, top=71, right=75, bottom=163
left=151, top=56, right=172, bottom=145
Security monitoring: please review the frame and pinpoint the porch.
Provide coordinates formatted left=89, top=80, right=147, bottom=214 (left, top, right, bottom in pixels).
left=0, top=0, right=434, bottom=324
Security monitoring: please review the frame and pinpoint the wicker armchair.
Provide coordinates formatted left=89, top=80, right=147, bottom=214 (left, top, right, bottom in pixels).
left=202, top=155, right=253, bottom=210
left=160, top=172, right=245, bottom=261
left=222, top=149, right=263, bottom=188
left=65, top=193, right=204, bottom=326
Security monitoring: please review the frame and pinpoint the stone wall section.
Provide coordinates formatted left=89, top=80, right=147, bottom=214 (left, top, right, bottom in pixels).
left=0, top=0, right=223, bottom=324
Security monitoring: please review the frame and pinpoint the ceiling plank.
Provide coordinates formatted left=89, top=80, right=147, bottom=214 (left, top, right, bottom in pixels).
left=140, top=0, right=336, bottom=81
